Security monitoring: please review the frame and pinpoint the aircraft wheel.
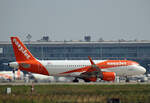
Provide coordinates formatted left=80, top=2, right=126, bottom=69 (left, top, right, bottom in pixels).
left=73, top=78, right=79, bottom=82
left=126, top=78, right=130, bottom=82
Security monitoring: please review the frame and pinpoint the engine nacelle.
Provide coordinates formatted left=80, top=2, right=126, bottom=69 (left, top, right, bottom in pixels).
left=101, top=72, right=116, bottom=81
left=9, top=62, right=19, bottom=68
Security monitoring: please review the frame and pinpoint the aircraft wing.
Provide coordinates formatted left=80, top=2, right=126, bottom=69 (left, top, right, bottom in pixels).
left=77, top=56, right=116, bottom=82
left=60, top=56, right=116, bottom=82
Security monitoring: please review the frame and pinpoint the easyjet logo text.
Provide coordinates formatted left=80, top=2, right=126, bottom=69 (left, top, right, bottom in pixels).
left=13, top=39, right=31, bottom=59
left=107, top=62, right=127, bottom=65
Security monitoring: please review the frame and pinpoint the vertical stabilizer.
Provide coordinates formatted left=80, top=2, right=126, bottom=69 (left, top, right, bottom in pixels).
left=11, top=37, right=35, bottom=61
left=10, top=37, right=49, bottom=76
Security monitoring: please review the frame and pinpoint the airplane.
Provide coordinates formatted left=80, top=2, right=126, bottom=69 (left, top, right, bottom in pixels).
left=31, top=73, right=71, bottom=82
left=31, top=73, right=54, bottom=82
left=8, top=37, right=146, bottom=82
left=0, top=69, right=24, bottom=81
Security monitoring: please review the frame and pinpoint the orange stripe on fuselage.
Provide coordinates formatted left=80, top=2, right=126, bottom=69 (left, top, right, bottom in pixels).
left=60, top=60, right=139, bottom=74
left=97, top=60, right=138, bottom=69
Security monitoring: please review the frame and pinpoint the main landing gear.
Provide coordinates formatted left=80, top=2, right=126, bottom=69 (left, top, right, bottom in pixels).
left=125, top=76, right=130, bottom=82
left=73, top=78, right=79, bottom=82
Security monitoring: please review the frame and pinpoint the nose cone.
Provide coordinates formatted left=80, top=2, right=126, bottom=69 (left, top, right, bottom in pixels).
left=139, top=66, right=146, bottom=74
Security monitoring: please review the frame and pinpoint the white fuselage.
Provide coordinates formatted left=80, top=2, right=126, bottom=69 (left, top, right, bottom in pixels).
left=39, top=60, right=146, bottom=77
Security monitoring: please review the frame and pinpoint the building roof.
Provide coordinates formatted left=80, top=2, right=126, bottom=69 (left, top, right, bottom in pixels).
left=1, top=40, right=150, bottom=45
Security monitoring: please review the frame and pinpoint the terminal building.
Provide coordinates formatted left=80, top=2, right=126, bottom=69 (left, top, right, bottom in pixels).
left=0, top=37, right=150, bottom=73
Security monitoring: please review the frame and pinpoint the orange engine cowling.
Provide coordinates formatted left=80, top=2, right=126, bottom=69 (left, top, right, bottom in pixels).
left=101, top=72, right=116, bottom=81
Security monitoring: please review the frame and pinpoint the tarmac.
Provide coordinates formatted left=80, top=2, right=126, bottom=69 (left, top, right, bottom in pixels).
left=0, top=81, right=150, bottom=86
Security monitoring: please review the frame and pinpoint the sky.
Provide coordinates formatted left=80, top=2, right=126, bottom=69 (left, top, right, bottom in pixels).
left=0, top=0, right=150, bottom=41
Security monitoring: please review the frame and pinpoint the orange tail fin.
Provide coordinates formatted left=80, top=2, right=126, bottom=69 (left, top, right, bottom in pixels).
left=11, top=37, right=35, bottom=61
left=10, top=37, right=49, bottom=76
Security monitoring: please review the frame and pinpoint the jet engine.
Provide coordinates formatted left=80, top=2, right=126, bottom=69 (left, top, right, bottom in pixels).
left=9, top=62, right=19, bottom=68
left=101, top=72, right=116, bottom=81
